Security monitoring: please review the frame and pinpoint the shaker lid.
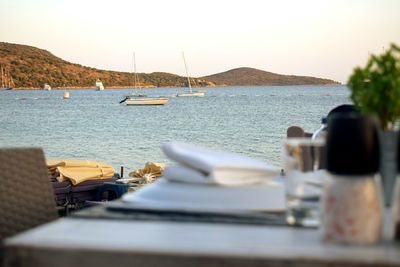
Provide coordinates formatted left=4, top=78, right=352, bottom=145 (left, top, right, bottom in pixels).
left=326, top=113, right=379, bottom=175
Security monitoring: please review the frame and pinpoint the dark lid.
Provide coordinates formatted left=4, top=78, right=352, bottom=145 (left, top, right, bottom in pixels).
left=326, top=113, right=379, bottom=175
left=327, top=104, right=358, bottom=119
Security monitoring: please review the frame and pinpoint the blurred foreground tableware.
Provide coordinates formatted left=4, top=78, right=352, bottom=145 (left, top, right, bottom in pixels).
left=322, top=113, right=382, bottom=244
left=121, top=142, right=285, bottom=215
left=283, top=137, right=325, bottom=227
left=162, top=142, right=280, bottom=186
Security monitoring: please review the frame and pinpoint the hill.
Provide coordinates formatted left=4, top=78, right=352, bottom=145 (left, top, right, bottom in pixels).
left=201, top=67, right=340, bottom=86
left=0, top=42, right=339, bottom=88
left=0, top=42, right=215, bottom=88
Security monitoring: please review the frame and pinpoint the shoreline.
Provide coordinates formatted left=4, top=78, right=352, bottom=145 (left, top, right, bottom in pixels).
left=6, top=85, right=220, bottom=90
left=4, top=83, right=342, bottom=91
left=8, top=86, right=174, bottom=90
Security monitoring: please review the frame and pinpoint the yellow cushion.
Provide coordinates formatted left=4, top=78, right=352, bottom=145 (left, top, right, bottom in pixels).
left=47, top=159, right=115, bottom=185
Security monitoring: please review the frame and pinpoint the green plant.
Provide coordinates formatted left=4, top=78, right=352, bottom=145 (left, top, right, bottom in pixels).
left=348, top=43, right=400, bottom=131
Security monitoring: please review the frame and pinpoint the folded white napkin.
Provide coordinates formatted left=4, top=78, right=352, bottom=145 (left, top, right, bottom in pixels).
left=162, top=142, right=280, bottom=185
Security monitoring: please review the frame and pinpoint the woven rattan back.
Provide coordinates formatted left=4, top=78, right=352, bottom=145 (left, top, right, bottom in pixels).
left=287, top=126, right=305, bottom=138
left=0, top=148, right=57, bottom=240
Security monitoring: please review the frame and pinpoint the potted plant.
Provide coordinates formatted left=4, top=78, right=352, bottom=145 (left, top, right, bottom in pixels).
left=348, top=43, right=400, bottom=206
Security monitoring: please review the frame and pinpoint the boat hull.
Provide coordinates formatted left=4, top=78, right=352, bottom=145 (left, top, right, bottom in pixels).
left=126, top=98, right=169, bottom=105
left=176, top=92, right=205, bottom=97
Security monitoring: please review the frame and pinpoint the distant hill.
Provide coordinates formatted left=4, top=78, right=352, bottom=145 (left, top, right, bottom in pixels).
left=202, top=67, right=340, bottom=86
left=0, top=42, right=339, bottom=88
left=0, top=42, right=214, bottom=88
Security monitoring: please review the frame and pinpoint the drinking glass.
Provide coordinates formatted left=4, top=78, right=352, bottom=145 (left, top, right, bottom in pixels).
left=283, top=138, right=325, bottom=227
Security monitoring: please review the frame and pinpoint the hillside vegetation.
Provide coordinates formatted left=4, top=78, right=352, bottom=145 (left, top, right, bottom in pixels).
left=0, top=42, right=214, bottom=88
left=0, top=42, right=339, bottom=88
left=202, top=67, right=339, bottom=86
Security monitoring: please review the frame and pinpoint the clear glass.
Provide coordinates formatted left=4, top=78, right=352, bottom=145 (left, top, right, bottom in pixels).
left=283, top=138, right=326, bottom=227
left=311, top=117, right=327, bottom=140
left=311, top=125, right=327, bottom=140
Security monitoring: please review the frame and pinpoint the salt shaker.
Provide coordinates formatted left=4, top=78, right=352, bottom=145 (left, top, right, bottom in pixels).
left=321, top=113, right=383, bottom=244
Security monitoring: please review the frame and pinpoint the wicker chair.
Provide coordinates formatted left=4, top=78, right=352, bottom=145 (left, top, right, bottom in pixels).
left=286, top=126, right=313, bottom=138
left=286, top=126, right=314, bottom=171
left=286, top=126, right=305, bottom=138
left=0, top=148, right=58, bottom=241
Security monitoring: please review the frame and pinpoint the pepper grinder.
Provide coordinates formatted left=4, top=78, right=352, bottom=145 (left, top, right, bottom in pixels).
left=321, top=113, right=383, bottom=244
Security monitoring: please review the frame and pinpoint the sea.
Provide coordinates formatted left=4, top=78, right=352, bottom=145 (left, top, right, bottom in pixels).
left=0, top=85, right=351, bottom=174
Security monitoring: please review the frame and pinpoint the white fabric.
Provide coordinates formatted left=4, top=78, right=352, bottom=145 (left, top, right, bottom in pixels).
left=164, top=164, right=212, bottom=184
left=162, top=142, right=280, bottom=185
left=121, top=178, right=286, bottom=211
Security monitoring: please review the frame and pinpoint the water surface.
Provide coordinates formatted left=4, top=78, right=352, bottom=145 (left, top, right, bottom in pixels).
left=0, top=85, right=350, bottom=173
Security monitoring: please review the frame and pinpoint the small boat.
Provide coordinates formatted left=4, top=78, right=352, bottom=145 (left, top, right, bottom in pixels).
left=63, top=91, right=70, bottom=99
left=120, top=93, right=169, bottom=106
left=125, top=96, right=169, bottom=106
left=43, top=83, right=51, bottom=91
left=176, top=52, right=205, bottom=97
left=95, top=79, right=105, bottom=90
left=120, top=53, right=169, bottom=106
left=1, top=66, right=15, bottom=90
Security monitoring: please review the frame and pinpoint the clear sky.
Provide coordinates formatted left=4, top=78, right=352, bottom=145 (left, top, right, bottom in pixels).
left=1, top=0, right=399, bottom=83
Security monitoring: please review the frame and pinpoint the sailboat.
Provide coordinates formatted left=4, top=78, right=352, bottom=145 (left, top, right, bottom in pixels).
left=1, top=67, right=15, bottom=90
left=95, top=79, right=105, bottom=90
left=176, top=52, right=205, bottom=97
left=120, top=53, right=168, bottom=106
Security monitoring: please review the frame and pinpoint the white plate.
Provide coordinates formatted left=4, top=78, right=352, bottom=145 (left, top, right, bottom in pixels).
left=122, top=178, right=286, bottom=212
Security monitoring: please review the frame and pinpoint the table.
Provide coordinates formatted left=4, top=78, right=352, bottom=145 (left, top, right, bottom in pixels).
left=3, top=207, right=400, bottom=267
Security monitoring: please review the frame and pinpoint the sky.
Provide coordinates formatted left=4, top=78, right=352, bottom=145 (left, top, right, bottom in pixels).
left=1, top=0, right=399, bottom=83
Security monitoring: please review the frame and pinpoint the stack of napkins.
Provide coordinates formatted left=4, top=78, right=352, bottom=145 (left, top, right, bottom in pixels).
left=122, top=142, right=285, bottom=212
left=162, top=142, right=280, bottom=185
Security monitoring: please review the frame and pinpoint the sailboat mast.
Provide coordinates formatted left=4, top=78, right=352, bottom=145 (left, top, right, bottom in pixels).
left=1, top=67, right=4, bottom=88
left=9, top=73, right=15, bottom=88
left=132, top=52, right=139, bottom=89
left=182, top=52, right=192, bottom=93
left=4, top=70, right=9, bottom=88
